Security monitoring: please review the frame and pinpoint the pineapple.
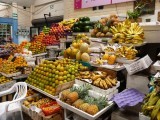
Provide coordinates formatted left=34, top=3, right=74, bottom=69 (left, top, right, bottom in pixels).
left=66, top=91, right=79, bottom=104
left=79, top=103, right=90, bottom=112
left=66, top=84, right=91, bottom=104
left=86, top=96, right=107, bottom=115
left=73, top=99, right=84, bottom=108
left=96, top=97, right=108, bottom=110
left=77, top=84, right=91, bottom=99
left=86, top=105, right=99, bottom=115
left=61, top=89, right=71, bottom=101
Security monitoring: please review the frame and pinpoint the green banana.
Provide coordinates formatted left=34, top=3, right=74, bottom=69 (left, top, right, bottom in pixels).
left=157, top=111, right=160, bottom=120
left=151, top=99, right=160, bottom=120
left=148, top=96, right=160, bottom=106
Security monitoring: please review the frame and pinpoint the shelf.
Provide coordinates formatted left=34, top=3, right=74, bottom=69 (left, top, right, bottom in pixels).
left=72, top=32, right=90, bottom=36
left=90, top=63, right=125, bottom=72
left=27, top=83, right=58, bottom=100
left=12, top=74, right=28, bottom=80
left=33, top=53, right=47, bottom=57
left=120, top=42, right=147, bottom=47
left=0, top=72, right=22, bottom=78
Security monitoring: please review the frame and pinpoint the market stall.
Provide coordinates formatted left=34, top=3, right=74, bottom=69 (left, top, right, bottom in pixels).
left=0, top=13, right=158, bottom=120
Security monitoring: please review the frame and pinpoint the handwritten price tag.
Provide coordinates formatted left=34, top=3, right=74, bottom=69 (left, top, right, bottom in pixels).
left=124, top=55, right=152, bottom=75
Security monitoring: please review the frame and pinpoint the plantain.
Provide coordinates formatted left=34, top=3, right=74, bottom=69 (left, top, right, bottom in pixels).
left=107, top=77, right=117, bottom=86
left=99, top=80, right=104, bottom=89
left=92, top=75, right=101, bottom=81
left=151, top=99, right=160, bottom=120
left=101, top=80, right=108, bottom=89
left=105, top=77, right=113, bottom=88
left=93, top=78, right=101, bottom=86
left=148, top=95, right=159, bottom=106
left=157, top=111, right=160, bottom=120
left=145, top=106, right=155, bottom=111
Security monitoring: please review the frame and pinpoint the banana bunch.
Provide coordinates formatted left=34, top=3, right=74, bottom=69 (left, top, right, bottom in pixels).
left=60, top=18, right=77, bottom=28
left=115, top=46, right=138, bottom=60
left=79, top=71, right=91, bottom=79
left=94, top=58, right=103, bottom=65
left=110, top=19, right=144, bottom=44
left=142, top=90, right=160, bottom=120
left=93, top=76, right=117, bottom=89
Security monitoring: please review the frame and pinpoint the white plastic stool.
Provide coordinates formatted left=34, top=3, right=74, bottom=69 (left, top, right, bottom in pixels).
left=0, top=82, right=27, bottom=120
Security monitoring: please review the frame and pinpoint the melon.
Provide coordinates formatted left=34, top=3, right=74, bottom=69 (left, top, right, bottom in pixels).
left=80, top=43, right=89, bottom=53
left=81, top=53, right=90, bottom=62
left=76, top=51, right=81, bottom=61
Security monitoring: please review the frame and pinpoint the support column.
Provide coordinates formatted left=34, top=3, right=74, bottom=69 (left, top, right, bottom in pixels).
left=12, top=2, right=18, bottom=44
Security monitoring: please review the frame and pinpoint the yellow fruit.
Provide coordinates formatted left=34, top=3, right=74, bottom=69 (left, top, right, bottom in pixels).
left=66, top=47, right=72, bottom=55
left=81, top=53, right=90, bottom=62
left=79, top=103, right=90, bottom=112
left=102, top=54, right=109, bottom=60
left=72, top=43, right=79, bottom=48
left=72, top=99, right=84, bottom=108
left=86, top=105, right=99, bottom=115
left=76, top=51, right=82, bottom=61
left=71, top=48, right=79, bottom=58
left=67, top=92, right=79, bottom=103
left=80, top=43, right=89, bottom=53
left=108, top=55, right=116, bottom=65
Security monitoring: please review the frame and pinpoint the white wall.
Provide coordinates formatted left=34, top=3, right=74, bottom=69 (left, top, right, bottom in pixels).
left=32, top=0, right=64, bottom=19
left=17, top=6, right=32, bottom=27
left=0, top=4, right=11, bottom=18
left=34, top=0, right=60, bottom=6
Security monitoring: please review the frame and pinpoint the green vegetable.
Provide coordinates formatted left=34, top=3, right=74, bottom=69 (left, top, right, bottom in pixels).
left=74, top=27, right=81, bottom=32
left=79, top=17, right=90, bottom=22
left=84, top=26, right=93, bottom=32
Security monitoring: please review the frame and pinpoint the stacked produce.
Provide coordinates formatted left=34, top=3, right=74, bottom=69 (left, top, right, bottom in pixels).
left=42, top=35, right=58, bottom=46
left=26, top=89, right=37, bottom=97
left=110, top=19, right=144, bottom=44
left=141, top=90, right=160, bottom=120
left=14, top=56, right=28, bottom=68
left=72, top=16, right=94, bottom=32
left=91, top=15, right=119, bottom=38
left=102, top=45, right=138, bottom=60
left=14, top=41, right=29, bottom=54
left=29, top=41, right=46, bottom=55
left=115, top=46, right=138, bottom=60
left=23, top=96, right=61, bottom=116
left=26, top=59, right=88, bottom=96
left=0, top=55, right=28, bottom=74
left=34, top=32, right=46, bottom=42
left=0, top=59, right=16, bottom=74
left=0, top=43, right=18, bottom=55
left=0, top=75, right=11, bottom=84
left=78, top=71, right=117, bottom=89
left=42, top=26, right=50, bottom=34
left=50, top=23, right=66, bottom=39
left=63, top=34, right=90, bottom=60
left=60, top=84, right=108, bottom=115
left=59, top=18, right=77, bottom=30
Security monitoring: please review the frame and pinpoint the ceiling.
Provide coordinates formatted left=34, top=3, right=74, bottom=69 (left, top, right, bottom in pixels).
left=0, top=0, right=35, bottom=7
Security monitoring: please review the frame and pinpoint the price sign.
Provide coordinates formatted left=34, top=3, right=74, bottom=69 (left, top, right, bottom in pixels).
left=74, top=0, right=111, bottom=9
left=124, top=55, right=153, bottom=75
left=112, top=0, right=135, bottom=4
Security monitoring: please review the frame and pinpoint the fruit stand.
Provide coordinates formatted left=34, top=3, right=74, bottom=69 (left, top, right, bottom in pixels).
left=0, top=14, right=153, bottom=120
